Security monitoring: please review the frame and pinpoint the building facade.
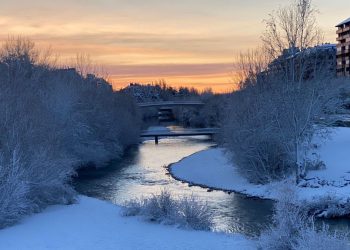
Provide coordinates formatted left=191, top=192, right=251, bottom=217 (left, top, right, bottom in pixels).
left=336, top=18, right=350, bottom=77
left=261, top=44, right=336, bottom=83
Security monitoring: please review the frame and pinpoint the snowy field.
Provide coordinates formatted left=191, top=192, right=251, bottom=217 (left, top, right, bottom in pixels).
left=171, top=127, right=350, bottom=207
left=0, top=196, right=255, bottom=250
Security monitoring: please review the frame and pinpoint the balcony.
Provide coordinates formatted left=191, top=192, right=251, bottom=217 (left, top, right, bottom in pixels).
left=337, top=34, right=350, bottom=41
left=337, top=65, right=348, bottom=71
left=337, top=26, right=350, bottom=34
left=342, top=41, right=350, bottom=46
left=337, top=49, right=350, bottom=55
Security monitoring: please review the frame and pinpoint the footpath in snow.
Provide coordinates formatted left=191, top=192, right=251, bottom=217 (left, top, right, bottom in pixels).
left=170, top=127, right=350, bottom=213
left=0, top=196, right=255, bottom=250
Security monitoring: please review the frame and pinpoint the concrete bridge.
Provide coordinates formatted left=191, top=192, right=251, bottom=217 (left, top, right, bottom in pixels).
left=138, top=101, right=204, bottom=108
left=138, top=101, right=204, bottom=121
left=141, top=128, right=219, bottom=144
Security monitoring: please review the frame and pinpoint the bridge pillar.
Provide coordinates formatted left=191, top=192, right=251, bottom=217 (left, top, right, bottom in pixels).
left=155, top=136, right=159, bottom=144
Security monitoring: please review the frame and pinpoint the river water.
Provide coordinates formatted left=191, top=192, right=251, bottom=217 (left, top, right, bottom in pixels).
left=73, top=129, right=350, bottom=236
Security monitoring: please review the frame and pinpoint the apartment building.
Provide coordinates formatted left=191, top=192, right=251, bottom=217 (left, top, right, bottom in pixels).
left=336, top=18, right=350, bottom=77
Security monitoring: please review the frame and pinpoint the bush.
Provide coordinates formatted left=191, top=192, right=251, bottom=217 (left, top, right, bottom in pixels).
left=293, top=225, right=349, bottom=250
left=123, top=190, right=214, bottom=231
left=176, top=195, right=213, bottom=230
left=258, top=185, right=305, bottom=250
left=303, top=195, right=350, bottom=218
left=0, top=149, right=32, bottom=227
left=258, top=185, right=350, bottom=250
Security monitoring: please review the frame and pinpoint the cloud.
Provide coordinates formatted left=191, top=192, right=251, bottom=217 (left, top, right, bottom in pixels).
left=105, top=63, right=233, bottom=77
left=1, top=0, right=345, bottom=92
left=106, top=62, right=236, bottom=92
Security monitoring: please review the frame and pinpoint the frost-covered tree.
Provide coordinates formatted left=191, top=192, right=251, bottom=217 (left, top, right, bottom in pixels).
left=0, top=37, right=141, bottom=228
left=223, top=75, right=346, bottom=183
left=222, top=0, right=344, bottom=184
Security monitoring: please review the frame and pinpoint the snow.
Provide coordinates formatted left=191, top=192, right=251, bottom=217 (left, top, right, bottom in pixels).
left=0, top=196, right=255, bottom=250
left=170, top=127, right=350, bottom=204
left=170, top=147, right=279, bottom=199
left=308, top=128, right=350, bottom=181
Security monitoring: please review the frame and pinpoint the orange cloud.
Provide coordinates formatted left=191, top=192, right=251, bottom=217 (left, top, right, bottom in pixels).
left=0, top=0, right=347, bottom=92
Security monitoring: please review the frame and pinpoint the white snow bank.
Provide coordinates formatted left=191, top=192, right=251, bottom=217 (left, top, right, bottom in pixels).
left=0, top=196, right=255, bottom=250
left=307, top=127, right=350, bottom=183
left=171, top=148, right=279, bottom=199
left=170, top=127, right=350, bottom=204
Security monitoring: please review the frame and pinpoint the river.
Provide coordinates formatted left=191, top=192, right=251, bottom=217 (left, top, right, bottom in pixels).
left=73, top=128, right=350, bottom=237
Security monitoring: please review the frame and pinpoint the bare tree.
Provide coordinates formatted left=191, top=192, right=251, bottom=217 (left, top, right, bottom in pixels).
left=261, top=0, right=326, bottom=84
left=233, top=48, right=270, bottom=89
left=262, top=0, right=323, bottom=60
left=0, top=36, right=56, bottom=69
left=73, top=53, right=109, bottom=79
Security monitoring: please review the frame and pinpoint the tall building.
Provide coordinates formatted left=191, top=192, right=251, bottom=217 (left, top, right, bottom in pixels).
left=336, top=18, right=350, bottom=77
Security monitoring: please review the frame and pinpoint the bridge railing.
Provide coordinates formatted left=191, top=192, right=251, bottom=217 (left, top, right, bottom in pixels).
left=140, top=127, right=220, bottom=144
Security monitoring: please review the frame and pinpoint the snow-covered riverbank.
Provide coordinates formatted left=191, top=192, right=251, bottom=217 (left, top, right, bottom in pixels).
left=0, top=196, right=255, bottom=250
left=170, top=128, right=350, bottom=217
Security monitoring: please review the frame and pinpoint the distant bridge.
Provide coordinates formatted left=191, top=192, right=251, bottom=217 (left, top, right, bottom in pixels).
left=141, top=128, right=219, bottom=144
left=138, top=101, right=204, bottom=108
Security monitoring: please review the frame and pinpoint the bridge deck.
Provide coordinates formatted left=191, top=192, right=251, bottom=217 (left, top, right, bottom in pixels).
left=138, top=101, right=204, bottom=108
left=141, top=128, right=219, bottom=144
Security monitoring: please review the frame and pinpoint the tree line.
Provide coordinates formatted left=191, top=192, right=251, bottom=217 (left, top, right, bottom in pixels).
left=0, top=37, right=141, bottom=228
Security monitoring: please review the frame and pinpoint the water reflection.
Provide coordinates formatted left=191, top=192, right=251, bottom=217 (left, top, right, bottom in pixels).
left=74, top=136, right=275, bottom=236
left=74, top=134, right=350, bottom=237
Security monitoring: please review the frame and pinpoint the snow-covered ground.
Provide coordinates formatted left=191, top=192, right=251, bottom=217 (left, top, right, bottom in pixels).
left=170, top=127, right=350, bottom=214
left=0, top=196, right=255, bottom=250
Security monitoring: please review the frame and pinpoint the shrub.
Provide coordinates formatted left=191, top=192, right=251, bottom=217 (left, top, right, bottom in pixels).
left=292, top=225, right=349, bottom=250
left=258, top=185, right=350, bottom=250
left=303, top=195, right=350, bottom=218
left=258, top=185, right=305, bottom=250
left=176, top=195, right=213, bottom=230
left=0, top=149, right=31, bottom=228
left=123, top=190, right=176, bottom=224
left=123, top=190, right=213, bottom=231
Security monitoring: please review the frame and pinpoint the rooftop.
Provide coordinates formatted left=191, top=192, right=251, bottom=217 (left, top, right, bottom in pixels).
left=336, top=17, right=350, bottom=27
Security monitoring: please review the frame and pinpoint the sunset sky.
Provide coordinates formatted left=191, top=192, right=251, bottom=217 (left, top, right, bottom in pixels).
left=0, top=0, right=349, bottom=92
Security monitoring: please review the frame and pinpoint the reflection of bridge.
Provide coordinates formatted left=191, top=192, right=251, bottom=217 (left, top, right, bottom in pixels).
left=141, top=128, right=219, bottom=144
left=138, top=101, right=204, bottom=108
